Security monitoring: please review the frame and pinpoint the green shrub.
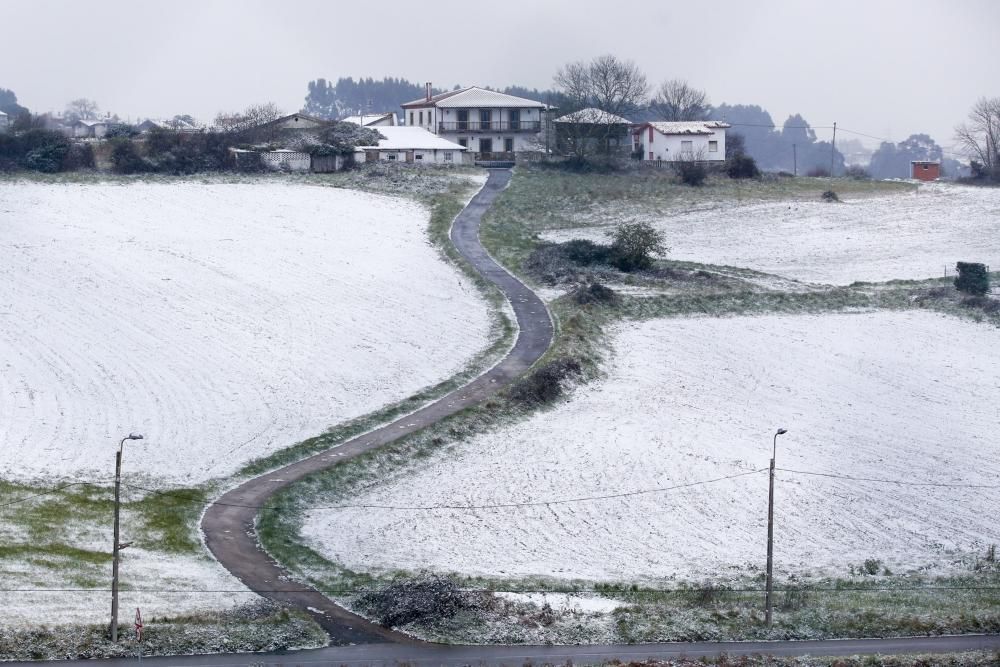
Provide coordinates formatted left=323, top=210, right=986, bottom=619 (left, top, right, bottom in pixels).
left=508, top=357, right=582, bottom=406
left=562, top=239, right=613, bottom=265
left=955, top=262, right=990, bottom=295
left=573, top=282, right=618, bottom=305
left=109, top=138, right=150, bottom=174
left=726, top=154, right=760, bottom=179
left=609, top=221, right=669, bottom=271
left=675, top=159, right=707, bottom=186
left=24, top=143, right=69, bottom=172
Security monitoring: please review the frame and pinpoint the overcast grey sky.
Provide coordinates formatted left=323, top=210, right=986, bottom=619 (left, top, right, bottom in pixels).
left=2, top=0, right=996, bottom=149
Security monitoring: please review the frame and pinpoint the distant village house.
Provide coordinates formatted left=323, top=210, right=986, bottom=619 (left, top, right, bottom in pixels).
left=632, top=121, right=730, bottom=162
left=402, top=85, right=549, bottom=164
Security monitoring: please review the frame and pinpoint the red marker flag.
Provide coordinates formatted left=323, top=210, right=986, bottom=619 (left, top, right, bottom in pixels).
left=134, top=608, right=143, bottom=642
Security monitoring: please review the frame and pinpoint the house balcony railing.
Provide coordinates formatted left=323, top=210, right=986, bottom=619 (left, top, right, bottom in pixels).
left=438, top=121, right=542, bottom=133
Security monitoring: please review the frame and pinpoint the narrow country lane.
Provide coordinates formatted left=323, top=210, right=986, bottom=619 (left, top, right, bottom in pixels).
left=200, top=169, right=553, bottom=644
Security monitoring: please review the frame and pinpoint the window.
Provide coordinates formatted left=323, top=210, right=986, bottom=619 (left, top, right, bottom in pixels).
left=479, top=109, right=491, bottom=130
left=648, top=126, right=654, bottom=143
left=709, top=140, right=718, bottom=152
left=509, top=109, right=520, bottom=130
left=923, top=164, right=929, bottom=170
left=444, top=151, right=454, bottom=162
left=419, top=111, right=423, bottom=125
left=681, top=140, right=693, bottom=153
left=458, top=138, right=468, bottom=148
left=415, top=154, right=423, bottom=160
left=649, top=151, right=654, bottom=160
left=409, top=112, right=414, bottom=125
left=387, top=153, right=397, bottom=161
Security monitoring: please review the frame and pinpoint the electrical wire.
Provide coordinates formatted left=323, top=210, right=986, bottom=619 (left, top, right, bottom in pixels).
left=777, top=468, right=1000, bottom=489
left=0, top=481, right=110, bottom=508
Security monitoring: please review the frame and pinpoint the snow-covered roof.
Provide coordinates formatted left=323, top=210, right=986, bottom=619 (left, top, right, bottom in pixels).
left=554, top=108, right=632, bottom=125
left=73, top=119, right=108, bottom=127
left=358, top=126, right=466, bottom=151
left=402, top=86, right=547, bottom=109
left=638, top=121, right=730, bottom=135
left=342, top=113, right=396, bottom=126
left=0, top=110, right=7, bottom=117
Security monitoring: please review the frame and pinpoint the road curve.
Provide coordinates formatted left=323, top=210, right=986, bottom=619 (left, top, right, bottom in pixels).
left=201, top=169, right=553, bottom=644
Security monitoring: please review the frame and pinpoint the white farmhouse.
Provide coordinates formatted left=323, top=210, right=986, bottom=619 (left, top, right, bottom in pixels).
left=632, top=121, right=730, bottom=162
left=355, top=126, right=468, bottom=165
left=401, top=85, right=547, bottom=163
left=0, top=110, right=8, bottom=133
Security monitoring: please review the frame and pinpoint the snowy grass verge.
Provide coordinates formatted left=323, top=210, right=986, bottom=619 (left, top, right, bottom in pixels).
left=0, top=601, right=326, bottom=661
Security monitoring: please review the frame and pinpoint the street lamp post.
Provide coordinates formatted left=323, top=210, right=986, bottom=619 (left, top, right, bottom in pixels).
left=110, top=433, right=143, bottom=642
left=765, top=427, right=787, bottom=628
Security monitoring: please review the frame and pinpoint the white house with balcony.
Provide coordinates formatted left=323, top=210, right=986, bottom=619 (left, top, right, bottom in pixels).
left=401, top=85, right=548, bottom=162
left=632, top=121, right=730, bottom=162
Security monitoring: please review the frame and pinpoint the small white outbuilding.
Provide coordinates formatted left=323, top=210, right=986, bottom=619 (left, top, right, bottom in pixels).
left=355, top=126, right=468, bottom=165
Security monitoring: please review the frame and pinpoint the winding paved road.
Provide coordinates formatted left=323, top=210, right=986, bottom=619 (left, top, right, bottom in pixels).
left=201, top=169, right=552, bottom=645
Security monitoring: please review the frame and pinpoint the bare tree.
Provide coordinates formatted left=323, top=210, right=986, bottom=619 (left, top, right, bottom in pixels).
left=955, top=97, right=1000, bottom=181
left=553, top=54, right=647, bottom=160
left=213, top=102, right=284, bottom=140
left=650, top=79, right=710, bottom=122
left=65, top=98, right=100, bottom=122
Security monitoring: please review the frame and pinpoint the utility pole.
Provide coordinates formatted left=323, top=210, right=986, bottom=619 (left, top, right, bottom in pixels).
left=765, top=427, right=787, bottom=628
left=110, top=433, right=143, bottom=642
left=829, top=122, right=837, bottom=183
left=793, top=144, right=797, bottom=176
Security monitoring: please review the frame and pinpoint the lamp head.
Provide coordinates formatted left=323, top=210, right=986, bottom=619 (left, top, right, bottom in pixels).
left=776, top=428, right=788, bottom=435
left=126, top=433, right=144, bottom=441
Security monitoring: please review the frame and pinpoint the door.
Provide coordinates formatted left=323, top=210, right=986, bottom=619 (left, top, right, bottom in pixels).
left=479, top=109, right=492, bottom=131
left=457, top=110, right=468, bottom=131
left=479, top=138, right=493, bottom=157
left=504, top=138, right=514, bottom=154
left=509, top=109, right=520, bottom=131
left=405, top=150, right=414, bottom=163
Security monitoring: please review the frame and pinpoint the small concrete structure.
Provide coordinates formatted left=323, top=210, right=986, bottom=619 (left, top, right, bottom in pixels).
left=71, top=119, right=109, bottom=139
left=911, top=160, right=941, bottom=181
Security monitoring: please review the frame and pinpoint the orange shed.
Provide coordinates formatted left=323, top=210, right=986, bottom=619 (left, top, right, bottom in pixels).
left=911, top=161, right=940, bottom=181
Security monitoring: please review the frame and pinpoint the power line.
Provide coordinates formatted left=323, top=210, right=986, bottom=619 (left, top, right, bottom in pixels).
left=0, top=481, right=109, bottom=509
left=778, top=468, right=1000, bottom=489
left=121, top=469, right=769, bottom=512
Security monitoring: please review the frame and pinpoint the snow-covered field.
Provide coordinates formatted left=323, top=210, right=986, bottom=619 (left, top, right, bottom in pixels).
left=0, top=182, right=492, bottom=484
left=545, top=183, right=1000, bottom=284
left=304, top=311, right=1000, bottom=582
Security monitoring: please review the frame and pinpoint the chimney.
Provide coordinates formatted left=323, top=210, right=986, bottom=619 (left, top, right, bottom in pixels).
left=425, top=82, right=432, bottom=102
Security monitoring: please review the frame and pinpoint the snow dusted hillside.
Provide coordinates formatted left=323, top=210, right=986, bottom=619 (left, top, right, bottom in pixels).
left=303, top=311, right=1000, bottom=582
left=545, top=183, right=1000, bottom=285
left=0, top=182, right=492, bottom=484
